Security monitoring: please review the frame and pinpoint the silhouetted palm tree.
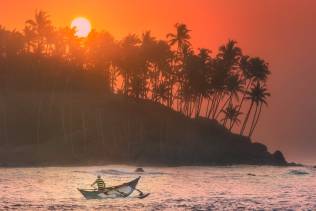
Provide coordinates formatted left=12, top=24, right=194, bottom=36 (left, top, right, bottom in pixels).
left=217, top=40, right=242, bottom=70
left=210, top=40, right=242, bottom=119
left=243, top=57, right=271, bottom=82
left=86, top=30, right=117, bottom=91
left=167, top=23, right=192, bottom=109
left=215, top=74, right=243, bottom=120
left=153, top=82, right=169, bottom=104
left=25, top=10, right=53, bottom=54
left=240, top=82, right=270, bottom=136
left=221, top=104, right=242, bottom=130
left=116, top=34, right=141, bottom=95
left=167, top=23, right=191, bottom=56
left=230, top=56, right=270, bottom=130
left=248, top=84, right=270, bottom=137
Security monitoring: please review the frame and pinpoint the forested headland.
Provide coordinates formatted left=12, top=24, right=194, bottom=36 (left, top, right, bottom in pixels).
left=0, top=11, right=287, bottom=166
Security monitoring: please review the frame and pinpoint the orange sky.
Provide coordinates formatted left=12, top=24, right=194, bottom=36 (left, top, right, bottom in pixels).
left=1, top=0, right=316, bottom=164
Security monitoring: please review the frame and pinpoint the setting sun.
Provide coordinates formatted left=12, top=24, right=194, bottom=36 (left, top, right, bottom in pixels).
left=71, top=17, right=91, bottom=37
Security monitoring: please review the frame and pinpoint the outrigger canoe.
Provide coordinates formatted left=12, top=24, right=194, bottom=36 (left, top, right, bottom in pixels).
left=78, top=176, right=149, bottom=199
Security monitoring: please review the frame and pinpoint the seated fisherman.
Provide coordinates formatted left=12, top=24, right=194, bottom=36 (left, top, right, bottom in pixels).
left=91, top=175, right=106, bottom=191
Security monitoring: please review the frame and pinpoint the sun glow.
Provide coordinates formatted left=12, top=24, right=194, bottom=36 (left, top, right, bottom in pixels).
left=71, top=17, right=91, bottom=37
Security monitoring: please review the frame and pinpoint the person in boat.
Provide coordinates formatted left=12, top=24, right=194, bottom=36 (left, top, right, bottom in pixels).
left=91, top=175, right=106, bottom=191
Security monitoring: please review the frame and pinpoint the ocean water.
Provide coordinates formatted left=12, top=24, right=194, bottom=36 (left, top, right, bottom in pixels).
left=0, top=165, right=315, bottom=210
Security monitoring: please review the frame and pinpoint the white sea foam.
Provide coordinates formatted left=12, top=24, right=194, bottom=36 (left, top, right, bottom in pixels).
left=288, top=169, right=309, bottom=175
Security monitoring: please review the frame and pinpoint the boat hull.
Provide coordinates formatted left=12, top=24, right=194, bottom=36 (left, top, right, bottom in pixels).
left=78, top=176, right=141, bottom=199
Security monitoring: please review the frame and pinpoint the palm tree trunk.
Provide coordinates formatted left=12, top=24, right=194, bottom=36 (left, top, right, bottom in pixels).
left=229, top=120, right=234, bottom=131
left=48, top=80, right=56, bottom=115
left=81, top=110, right=87, bottom=153
left=208, top=92, right=218, bottom=118
left=195, top=95, right=203, bottom=118
left=176, top=97, right=180, bottom=111
left=212, top=91, right=224, bottom=119
left=205, top=97, right=211, bottom=117
left=223, top=118, right=228, bottom=128
left=240, top=101, right=254, bottom=135
left=36, top=99, right=43, bottom=151
left=98, top=111, right=105, bottom=147
left=231, top=79, right=252, bottom=129
left=69, top=98, right=75, bottom=156
left=190, top=100, right=195, bottom=118
left=248, top=103, right=258, bottom=137
left=209, top=92, right=218, bottom=117
left=2, top=102, right=9, bottom=146
left=61, top=103, right=68, bottom=144
left=249, top=103, right=263, bottom=137
left=215, top=94, right=231, bottom=120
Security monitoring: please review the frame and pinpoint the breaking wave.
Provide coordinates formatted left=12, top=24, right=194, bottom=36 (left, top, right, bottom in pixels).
left=288, top=169, right=309, bottom=175
left=97, top=169, right=164, bottom=175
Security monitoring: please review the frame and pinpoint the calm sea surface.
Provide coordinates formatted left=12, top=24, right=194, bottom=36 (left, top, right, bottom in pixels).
left=0, top=165, right=315, bottom=210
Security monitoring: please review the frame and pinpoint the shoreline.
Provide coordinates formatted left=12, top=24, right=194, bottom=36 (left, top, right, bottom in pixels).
left=0, top=92, right=294, bottom=169
left=0, top=160, right=304, bottom=168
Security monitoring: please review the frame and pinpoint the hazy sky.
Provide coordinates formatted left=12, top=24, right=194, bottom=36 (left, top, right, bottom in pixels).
left=1, top=0, right=316, bottom=164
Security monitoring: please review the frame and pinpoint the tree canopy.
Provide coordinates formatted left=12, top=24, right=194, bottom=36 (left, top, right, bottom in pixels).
left=0, top=11, right=271, bottom=137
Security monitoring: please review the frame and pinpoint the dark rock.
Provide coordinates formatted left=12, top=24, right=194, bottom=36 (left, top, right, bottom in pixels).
left=287, top=162, right=303, bottom=167
left=247, top=173, right=256, bottom=176
left=288, top=170, right=309, bottom=175
left=0, top=163, right=8, bottom=167
left=252, top=142, right=268, bottom=152
left=272, top=150, right=287, bottom=165
left=135, top=167, right=144, bottom=173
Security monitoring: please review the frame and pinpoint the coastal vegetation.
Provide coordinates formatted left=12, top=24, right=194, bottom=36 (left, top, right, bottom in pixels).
left=0, top=11, right=280, bottom=165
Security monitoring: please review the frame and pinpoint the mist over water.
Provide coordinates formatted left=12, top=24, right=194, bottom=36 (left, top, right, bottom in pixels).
left=0, top=165, right=315, bottom=210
